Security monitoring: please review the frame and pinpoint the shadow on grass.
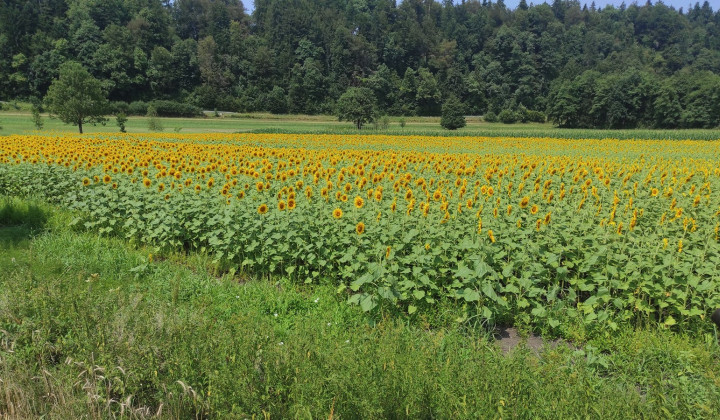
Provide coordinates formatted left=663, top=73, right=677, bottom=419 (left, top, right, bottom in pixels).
left=0, top=198, right=49, bottom=248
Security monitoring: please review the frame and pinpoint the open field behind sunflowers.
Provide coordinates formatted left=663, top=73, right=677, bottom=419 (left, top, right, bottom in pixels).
left=2, top=132, right=720, bottom=334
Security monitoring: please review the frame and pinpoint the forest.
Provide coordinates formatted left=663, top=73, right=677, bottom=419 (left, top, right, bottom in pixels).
left=1, top=0, right=720, bottom=128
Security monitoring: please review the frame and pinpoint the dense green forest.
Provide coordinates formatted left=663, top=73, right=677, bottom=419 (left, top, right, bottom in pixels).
left=1, top=0, right=720, bottom=128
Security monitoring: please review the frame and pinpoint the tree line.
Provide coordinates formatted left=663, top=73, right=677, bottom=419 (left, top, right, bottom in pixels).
left=1, top=0, right=720, bottom=129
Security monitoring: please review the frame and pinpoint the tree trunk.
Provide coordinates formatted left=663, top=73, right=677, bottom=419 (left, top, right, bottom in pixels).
left=78, top=119, right=83, bottom=134
left=356, top=120, right=361, bottom=130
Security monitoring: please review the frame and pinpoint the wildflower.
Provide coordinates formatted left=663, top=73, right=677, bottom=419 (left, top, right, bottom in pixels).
left=520, top=196, right=529, bottom=208
left=354, top=196, right=364, bottom=209
left=356, top=222, right=365, bottom=235
left=258, top=204, right=269, bottom=215
left=333, top=208, right=343, bottom=219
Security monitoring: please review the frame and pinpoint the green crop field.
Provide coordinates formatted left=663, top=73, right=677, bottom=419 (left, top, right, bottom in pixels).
left=2, top=109, right=720, bottom=140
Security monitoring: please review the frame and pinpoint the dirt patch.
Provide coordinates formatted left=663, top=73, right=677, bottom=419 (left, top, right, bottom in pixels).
left=494, top=326, right=568, bottom=355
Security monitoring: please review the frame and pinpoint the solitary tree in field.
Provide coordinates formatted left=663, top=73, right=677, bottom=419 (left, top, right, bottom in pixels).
left=336, top=87, right=378, bottom=129
left=440, top=95, right=466, bottom=130
left=44, top=62, right=108, bottom=133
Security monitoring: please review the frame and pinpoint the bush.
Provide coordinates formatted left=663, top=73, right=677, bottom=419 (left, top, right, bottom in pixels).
left=31, top=105, right=43, bottom=130
left=150, top=100, right=203, bottom=118
left=498, top=109, right=519, bottom=124
left=108, top=101, right=129, bottom=115
left=128, top=101, right=149, bottom=116
left=147, top=105, right=163, bottom=132
left=116, top=112, right=128, bottom=133
left=525, top=110, right=546, bottom=123
left=483, top=111, right=498, bottom=123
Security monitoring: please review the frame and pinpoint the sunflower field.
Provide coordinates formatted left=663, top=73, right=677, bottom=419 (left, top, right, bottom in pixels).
left=2, top=133, right=720, bottom=332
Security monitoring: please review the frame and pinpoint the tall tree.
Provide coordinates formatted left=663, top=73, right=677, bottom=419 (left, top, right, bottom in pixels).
left=44, top=61, right=108, bottom=133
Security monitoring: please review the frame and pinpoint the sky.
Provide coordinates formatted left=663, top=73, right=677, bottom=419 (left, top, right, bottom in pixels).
left=246, top=1, right=711, bottom=13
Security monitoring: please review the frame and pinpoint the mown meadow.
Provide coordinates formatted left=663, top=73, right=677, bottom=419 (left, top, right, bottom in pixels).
left=2, top=132, right=720, bottom=418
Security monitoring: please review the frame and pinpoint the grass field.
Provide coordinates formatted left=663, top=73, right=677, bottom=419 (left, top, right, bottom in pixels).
left=2, top=110, right=720, bottom=140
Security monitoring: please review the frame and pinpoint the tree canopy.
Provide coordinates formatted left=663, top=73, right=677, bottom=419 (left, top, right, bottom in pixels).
left=336, top=87, right=378, bottom=130
left=44, top=61, right=108, bottom=133
left=3, top=0, right=720, bottom=128
left=441, top=95, right=466, bottom=130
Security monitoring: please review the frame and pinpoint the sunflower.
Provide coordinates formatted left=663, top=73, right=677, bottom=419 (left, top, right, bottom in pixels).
left=341, top=194, right=348, bottom=202
left=82, top=177, right=91, bottom=186
left=207, top=178, right=215, bottom=188
left=374, top=190, right=382, bottom=201
left=530, top=204, right=539, bottom=215
left=112, top=182, right=118, bottom=189
left=158, top=183, right=165, bottom=192
left=278, top=200, right=287, bottom=211
left=544, top=212, right=551, bottom=224
left=405, top=189, right=413, bottom=201
left=487, top=229, right=496, bottom=243
left=287, top=198, right=296, bottom=210
left=258, top=203, right=269, bottom=214
left=143, top=178, right=152, bottom=188
left=354, top=196, right=364, bottom=209
left=333, top=208, right=343, bottom=219
left=256, top=181, right=264, bottom=192
left=520, top=196, right=529, bottom=208
left=432, top=189, right=442, bottom=201
left=164, top=193, right=170, bottom=201
left=355, top=222, right=365, bottom=235
left=385, top=246, right=391, bottom=259
left=506, top=205, right=512, bottom=215
left=103, top=174, right=111, bottom=184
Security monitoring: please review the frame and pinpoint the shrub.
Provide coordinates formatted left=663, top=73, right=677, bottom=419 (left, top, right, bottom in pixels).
left=116, top=112, right=128, bottom=133
left=128, top=101, right=149, bottom=116
left=526, top=110, right=546, bottom=123
left=484, top=111, right=498, bottom=123
left=151, top=100, right=203, bottom=118
left=146, top=105, right=163, bottom=132
left=498, top=109, right=519, bottom=124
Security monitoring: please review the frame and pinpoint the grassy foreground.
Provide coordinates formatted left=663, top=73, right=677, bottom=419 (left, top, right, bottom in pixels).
left=2, top=110, right=720, bottom=140
left=1, top=196, right=720, bottom=419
